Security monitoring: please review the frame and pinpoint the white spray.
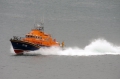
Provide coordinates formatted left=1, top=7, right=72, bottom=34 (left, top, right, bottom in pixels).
left=10, top=39, right=120, bottom=56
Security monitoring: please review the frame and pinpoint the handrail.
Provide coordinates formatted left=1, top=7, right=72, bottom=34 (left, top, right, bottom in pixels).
left=11, top=36, right=24, bottom=40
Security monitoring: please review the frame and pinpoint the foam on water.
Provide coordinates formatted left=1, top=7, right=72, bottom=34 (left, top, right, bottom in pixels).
left=10, top=39, right=120, bottom=56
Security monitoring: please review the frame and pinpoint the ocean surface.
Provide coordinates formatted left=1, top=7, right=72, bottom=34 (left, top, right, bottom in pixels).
left=0, top=0, right=120, bottom=79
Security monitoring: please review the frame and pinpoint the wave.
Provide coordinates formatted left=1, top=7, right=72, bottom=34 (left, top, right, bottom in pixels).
left=10, top=39, right=120, bottom=56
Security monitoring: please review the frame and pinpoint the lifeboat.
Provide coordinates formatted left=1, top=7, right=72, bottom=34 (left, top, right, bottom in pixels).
left=10, top=23, right=64, bottom=55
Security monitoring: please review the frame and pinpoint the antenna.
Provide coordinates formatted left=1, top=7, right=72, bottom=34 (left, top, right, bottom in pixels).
left=39, top=16, right=44, bottom=31
left=41, top=16, right=44, bottom=26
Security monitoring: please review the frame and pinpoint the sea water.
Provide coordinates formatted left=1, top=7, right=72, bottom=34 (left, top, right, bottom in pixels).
left=1, top=0, right=120, bottom=79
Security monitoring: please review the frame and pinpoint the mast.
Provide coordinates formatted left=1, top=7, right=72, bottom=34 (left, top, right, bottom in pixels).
left=33, top=17, right=44, bottom=32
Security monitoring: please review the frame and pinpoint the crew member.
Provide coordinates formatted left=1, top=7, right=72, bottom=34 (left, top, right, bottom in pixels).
left=62, top=41, right=64, bottom=48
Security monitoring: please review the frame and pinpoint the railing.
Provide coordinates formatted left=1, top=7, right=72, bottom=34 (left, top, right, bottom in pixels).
left=10, top=36, right=24, bottom=41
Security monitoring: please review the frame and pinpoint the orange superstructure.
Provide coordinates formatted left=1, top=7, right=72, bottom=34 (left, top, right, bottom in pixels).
left=23, top=27, right=60, bottom=47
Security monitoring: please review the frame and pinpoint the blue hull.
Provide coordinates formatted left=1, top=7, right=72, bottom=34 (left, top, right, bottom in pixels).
left=10, top=40, right=41, bottom=54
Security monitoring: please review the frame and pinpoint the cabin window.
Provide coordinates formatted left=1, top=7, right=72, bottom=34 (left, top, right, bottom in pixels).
left=38, top=37, right=42, bottom=39
left=26, top=35, right=33, bottom=38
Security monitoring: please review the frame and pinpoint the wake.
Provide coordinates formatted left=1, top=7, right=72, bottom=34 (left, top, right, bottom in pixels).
left=10, top=39, right=120, bottom=56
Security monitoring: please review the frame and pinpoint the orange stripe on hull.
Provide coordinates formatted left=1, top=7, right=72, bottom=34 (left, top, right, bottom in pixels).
left=14, top=49, right=24, bottom=55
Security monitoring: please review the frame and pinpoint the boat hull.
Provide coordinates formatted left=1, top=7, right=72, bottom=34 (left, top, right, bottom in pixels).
left=10, top=40, right=40, bottom=55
